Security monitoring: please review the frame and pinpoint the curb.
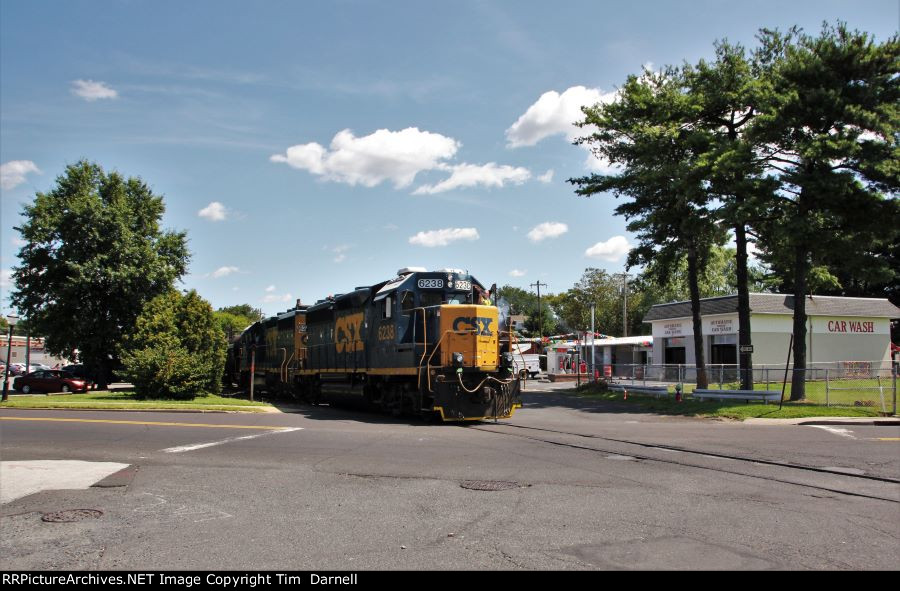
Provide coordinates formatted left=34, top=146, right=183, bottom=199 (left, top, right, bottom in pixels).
left=0, top=405, right=275, bottom=414
left=744, top=417, right=900, bottom=426
left=796, top=419, right=900, bottom=426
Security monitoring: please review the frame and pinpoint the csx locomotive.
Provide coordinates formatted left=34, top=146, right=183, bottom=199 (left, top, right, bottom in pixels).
left=224, top=268, right=522, bottom=421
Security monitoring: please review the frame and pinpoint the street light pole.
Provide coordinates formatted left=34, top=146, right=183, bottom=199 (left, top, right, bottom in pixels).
left=2, top=314, right=20, bottom=402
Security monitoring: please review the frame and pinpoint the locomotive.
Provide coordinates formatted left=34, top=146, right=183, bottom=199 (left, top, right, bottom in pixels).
left=225, top=268, right=522, bottom=421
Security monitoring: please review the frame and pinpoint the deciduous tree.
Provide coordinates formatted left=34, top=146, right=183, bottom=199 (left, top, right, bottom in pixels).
left=11, top=161, right=189, bottom=389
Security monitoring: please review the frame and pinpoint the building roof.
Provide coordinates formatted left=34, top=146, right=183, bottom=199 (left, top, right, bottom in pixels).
left=643, top=293, right=900, bottom=322
left=590, top=336, right=653, bottom=347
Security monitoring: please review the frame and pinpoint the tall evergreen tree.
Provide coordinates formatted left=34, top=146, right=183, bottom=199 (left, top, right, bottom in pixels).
left=571, top=67, right=726, bottom=388
left=11, top=161, right=190, bottom=389
left=686, top=40, right=784, bottom=389
left=752, top=23, right=899, bottom=399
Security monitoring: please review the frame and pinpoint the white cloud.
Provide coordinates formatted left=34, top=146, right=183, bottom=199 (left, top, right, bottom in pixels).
left=198, top=201, right=228, bottom=221
left=527, top=222, right=568, bottom=243
left=265, top=285, right=276, bottom=292
left=585, top=235, right=631, bottom=262
left=210, top=266, right=240, bottom=278
left=271, top=127, right=460, bottom=189
left=413, top=163, right=531, bottom=195
left=332, top=244, right=351, bottom=263
left=71, top=79, right=118, bottom=101
left=538, top=169, right=554, bottom=183
left=506, top=86, right=616, bottom=148
left=0, top=269, right=11, bottom=289
left=262, top=292, right=293, bottom=304
left=408, top=227, right=479, bottom=248
left=509, top=269, right=527, bottom=277
left=1, top=160, right=41, bottom=190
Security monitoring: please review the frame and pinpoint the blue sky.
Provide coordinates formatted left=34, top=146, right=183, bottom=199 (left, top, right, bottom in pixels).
left=1, top=0, right=897, bottom=317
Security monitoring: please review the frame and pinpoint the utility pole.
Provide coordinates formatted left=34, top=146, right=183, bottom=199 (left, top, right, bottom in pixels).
left=530, top=281, right=548, bottom=341
left=620, top=273, right=631, bottom=337
left=590, top=303, right=595, bottom=382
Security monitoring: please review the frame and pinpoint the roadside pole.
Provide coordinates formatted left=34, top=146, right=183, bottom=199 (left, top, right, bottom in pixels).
left=250, top=348, right=256, bottom=403
left=590, top=305, right=595, bottom=382
left=893, top=363, right=897, bottom=416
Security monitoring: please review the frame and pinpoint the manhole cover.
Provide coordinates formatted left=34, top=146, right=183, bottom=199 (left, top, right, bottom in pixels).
left=460, top=480, right=521, bottom=491
left=41, top=509, right=104, bottom=523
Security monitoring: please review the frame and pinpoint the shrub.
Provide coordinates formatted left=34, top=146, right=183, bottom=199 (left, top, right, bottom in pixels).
left=119, top=290, right=226, bottom=399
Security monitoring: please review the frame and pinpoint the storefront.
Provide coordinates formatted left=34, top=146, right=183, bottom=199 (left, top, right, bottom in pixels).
left=644, top=294, right=899, bottom=368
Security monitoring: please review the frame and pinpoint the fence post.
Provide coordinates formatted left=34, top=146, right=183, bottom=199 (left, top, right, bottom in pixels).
left=892, top=364, right=897, bottom=416
left=825, top=368, right=829, bottom=407
left=719, top=365, right=724, bottom=390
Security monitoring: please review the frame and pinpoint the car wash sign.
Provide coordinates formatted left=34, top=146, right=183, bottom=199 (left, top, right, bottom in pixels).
left=825, top=318, right=877, bottom=334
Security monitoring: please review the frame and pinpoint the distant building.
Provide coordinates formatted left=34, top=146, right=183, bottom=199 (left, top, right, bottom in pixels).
left=0, top=336, right=72, bottom=368
left=508, top=314, right=527, bottom=333
left=643, top=293, right=900, bottom=367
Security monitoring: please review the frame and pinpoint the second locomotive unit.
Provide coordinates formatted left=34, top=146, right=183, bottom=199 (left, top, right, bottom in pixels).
left=227, top=268, right=522, bottom=421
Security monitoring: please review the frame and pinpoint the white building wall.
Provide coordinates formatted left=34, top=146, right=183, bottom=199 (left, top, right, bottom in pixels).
left=648, top=312, right=894, bottom=367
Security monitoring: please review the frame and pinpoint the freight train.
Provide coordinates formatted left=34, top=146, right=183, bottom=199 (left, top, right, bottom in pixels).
left=224, top=268, right=522, bottom=421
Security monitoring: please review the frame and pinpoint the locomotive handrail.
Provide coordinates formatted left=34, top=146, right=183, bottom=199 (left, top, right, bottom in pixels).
left=283, top=350, right=295, bottom=383
left=507, top=330, right=532, bottom=381
left=456, top=372, right=515, bottom=394
left=276, top=348, right=287, bottom=383
left=419, top=328, right=478, bottom=392
left=415, top=307, right=428, bottom=369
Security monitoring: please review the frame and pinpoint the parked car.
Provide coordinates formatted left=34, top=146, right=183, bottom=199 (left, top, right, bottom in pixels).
left=28, top=363, right=52, bottom=373
left=13, top=370, right=90, bottom=394
left=7, top=363, right=27, bottom=376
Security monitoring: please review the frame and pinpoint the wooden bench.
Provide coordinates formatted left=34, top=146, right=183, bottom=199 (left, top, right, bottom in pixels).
left=608, top=384, right=670, bottom=398
left=692, top=389, right=781, bottom=404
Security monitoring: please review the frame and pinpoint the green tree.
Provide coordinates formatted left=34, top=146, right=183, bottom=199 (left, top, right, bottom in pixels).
left=572, top=66, right=725, bottom=388
left=119, top=289, right=226, bottom=399
left=214, top=304, right=262, bottom=342
left=217, top=304, right=263, bottom=320
left=11, top=161, right=189, bottom=388
left=751, top=23, right=899, bottom=399
left=497, top=284, right=561, bottom=338
left=550, top=268, right=641, bottom=337
left=686, top=39, right=785, bottom=388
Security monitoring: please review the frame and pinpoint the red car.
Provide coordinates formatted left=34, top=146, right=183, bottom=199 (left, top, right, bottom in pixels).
left=13, top=370, right=90, bottom=394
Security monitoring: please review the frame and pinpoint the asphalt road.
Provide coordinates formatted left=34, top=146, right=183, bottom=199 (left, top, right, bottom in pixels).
left=1, top=385, right=898, bottom=570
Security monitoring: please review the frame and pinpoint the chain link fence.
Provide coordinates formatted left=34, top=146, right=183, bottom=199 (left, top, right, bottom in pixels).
left=606, top=361, right=898, bottom=413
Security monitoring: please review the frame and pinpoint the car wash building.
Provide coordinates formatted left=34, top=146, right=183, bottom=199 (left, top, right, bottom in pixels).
left=644, top=294, right=899, bottom=368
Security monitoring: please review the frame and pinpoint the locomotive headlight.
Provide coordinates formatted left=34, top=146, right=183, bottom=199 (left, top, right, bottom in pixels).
left=452, top=352, right=464, bottom=367
left=501, top=352, right=514, bottom=369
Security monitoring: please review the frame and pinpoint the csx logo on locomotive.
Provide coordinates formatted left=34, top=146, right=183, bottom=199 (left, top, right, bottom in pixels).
left=335, top=312, right=365, bottom=353
left=452, top=316, right=493, bottom=336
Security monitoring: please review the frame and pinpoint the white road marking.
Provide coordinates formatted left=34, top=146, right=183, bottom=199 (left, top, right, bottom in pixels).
left=160, top=427, right=303, bottom=453
left=1, top=460, right=130, bottom=504
left=810, top=426, right=857, bottom=440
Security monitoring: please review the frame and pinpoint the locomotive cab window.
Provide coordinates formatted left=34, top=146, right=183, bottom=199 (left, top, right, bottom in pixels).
left=382, top=296, right=392, bottom=319
left=420, top=292, right=442, bottom=308
left=400, top=291, right=415, bottom=314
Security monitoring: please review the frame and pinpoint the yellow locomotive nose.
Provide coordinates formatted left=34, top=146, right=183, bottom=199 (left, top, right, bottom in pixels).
left=438, top=305, right=499, bottom=371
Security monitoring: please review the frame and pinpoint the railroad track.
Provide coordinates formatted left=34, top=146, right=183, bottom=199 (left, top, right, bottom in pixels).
left=471, top=422, right=900, bottom=504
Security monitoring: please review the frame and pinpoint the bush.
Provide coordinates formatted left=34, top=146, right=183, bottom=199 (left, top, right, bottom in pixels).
left=119, top=290, right=226, bottom=399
